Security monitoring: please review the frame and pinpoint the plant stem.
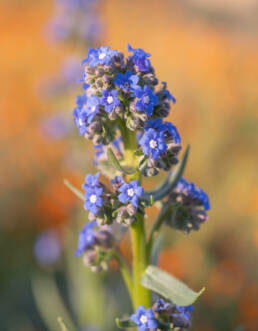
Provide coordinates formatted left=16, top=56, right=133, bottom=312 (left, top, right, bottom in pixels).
left=121, top=127, right=152, bottom=310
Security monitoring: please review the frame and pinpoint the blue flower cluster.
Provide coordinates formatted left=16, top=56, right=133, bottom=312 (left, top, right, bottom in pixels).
left=82, top=173, right=144, bottom=226
left=164, top=177, right=210, bottom=233
left=130, top=300, right=193, bottom=331
left=45, top=0, right=101, bottom=44
left=73, top=44, right=181, bottom=177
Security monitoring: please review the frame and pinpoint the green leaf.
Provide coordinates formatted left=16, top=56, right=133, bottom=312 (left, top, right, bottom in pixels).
left=64, top=179, right=84, bottom=201
left=142, top=145, right=190, bottom=203
left=115, top=318, right=135, bottom=329
left=57, top=317, right=69, bottom=331
left=141, top=265, right=205, bottom=306
left=107, top=147, right=136, bottom=175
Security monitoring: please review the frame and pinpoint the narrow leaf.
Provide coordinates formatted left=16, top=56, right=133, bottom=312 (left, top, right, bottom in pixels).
left=143, top=145, right=190, bottom=203
left=64, top=179, right=84, bottom=201
left=141, top=265, right=205, bottom=306
left=107, top=147, right=136, bottom=175
left=115, top=318, right=135, bottom=329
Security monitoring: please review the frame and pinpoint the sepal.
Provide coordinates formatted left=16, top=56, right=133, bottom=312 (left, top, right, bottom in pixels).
left=115, top=318, right=135, bottom=329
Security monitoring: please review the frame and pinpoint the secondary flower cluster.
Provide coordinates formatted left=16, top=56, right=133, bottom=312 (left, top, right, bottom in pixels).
left=75, top=220, right=114, bottom=272
left=83, top=173, right=144, bottom=226
left=73, top=44, right=181, bottom=176
left=46, top=0, right=101, bottom=43
left=131, top=299, right=193, bottom=331
left=164, top=177, right=210, bottom=233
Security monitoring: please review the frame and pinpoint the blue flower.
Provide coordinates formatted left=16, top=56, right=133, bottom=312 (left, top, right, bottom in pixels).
left=139, top=128, right=167, bottom=160
left=177, top=178, right=210, bottom=211
left=73, top=93, right=88, bottom=135
left=34, top=230, right=61, bottom=265
left=162, top=122, right=181, bottom=144
left=83, top=173, right=104, bottom=214
left=118, top=180, right=144, bottom=208
left=161, top=82, right=176, bottom=103
left=172, top=305, right=193, bottom=328
left=82, top=46, right=118, bottom=67
left=75, top=221, right=97, bottom=257
left=83, top=172, right=101, bottom=188
left=145, top=119, right=181, bottom=144
left=154, top=299, right=171, bottom=313
left=135, top=86, right=158, bottom=116
left=130, top=305, right=157, bottom=331
left=127, top=44, right=151, bottom=72
left=85, top=95, right=101, bottom=123
left=84, top=186, right=103, bottom=214
left=114, top=70, right=139, bottom=93
left=100, top=89, right=120, bottom=113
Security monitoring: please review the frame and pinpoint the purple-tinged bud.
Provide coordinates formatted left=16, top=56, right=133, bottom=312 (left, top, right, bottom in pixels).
left=83, top=249, right=98, bottom=266
left=126, top=203, right=137, bottom=217
left=142, top=72, right=158, bottom=87
left=94, top=229, right=114, bottom=249
left=108, top=108, right=117, bottom=121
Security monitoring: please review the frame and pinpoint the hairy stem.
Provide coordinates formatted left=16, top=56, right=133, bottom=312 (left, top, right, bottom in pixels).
left=122, top=128, right=152, bottom=310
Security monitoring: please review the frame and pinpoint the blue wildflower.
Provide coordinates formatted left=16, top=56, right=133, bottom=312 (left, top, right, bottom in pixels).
left=161, top=82, right=176, bottom=103
left=75, top=221, right=97, bottom=257
left=135, top=86, right=158, bottom=116
left=118, top=180, right=144, bottom=208
left=34, top=230, right=61, bottom=265
left=84, top=186, right=103, bottom=214
left=83, top=172, right=101, bottom=188
left=73, top=93, right=88, bottom=135
left=114, top=70, right=139, bottom=93
left=130, top=305, right=157, bottom=331
left=154, top=299, right=172, bottom=313
left=177, top=178, right=210, bottom=211
left=139, top=128, right=167, bottom=160
left=83, top=173, right=104, bottom=214
left=145, top=119, right=181, bottom=144
left=171, top=305, right=193, bottom=329
left=127, top=44, right=151, bottom=72
left=100, top=89, right=120, bottom=113
left=82, top=46, right=118, bottom=67
left=85, top=95, right=101, bottom=123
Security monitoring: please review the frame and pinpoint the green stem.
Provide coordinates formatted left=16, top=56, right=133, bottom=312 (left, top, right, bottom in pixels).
left=121, top=127, right=152, bottom=310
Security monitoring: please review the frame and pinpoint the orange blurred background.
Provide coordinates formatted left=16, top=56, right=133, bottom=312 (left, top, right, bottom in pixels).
left=0, top=0, right=257, bottom=330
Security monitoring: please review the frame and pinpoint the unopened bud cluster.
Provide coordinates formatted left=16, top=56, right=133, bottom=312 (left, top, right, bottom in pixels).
left=164, top=177, right=210, bottom=233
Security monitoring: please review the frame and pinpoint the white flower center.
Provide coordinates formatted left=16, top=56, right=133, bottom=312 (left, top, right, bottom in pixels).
left=140, top=315, right=148, bottom=324
left=79, top=118, right=84, bottom=126
left=143, top=95, right=150, bottom=104
left=99, top=53, right=106, bottom=60
left=86, top=235, right=92, bottom=241
left=90, top=194, right=97, bottom=203
left=149, top=139, right=157, bottom=149
left=91, top=105, right=96, bottom=112
left=107, top=96, right=114, bottom=104
left=127, top=188, right=134, bottom=197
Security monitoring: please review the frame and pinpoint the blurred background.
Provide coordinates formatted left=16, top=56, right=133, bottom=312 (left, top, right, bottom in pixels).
left=0, top=0, right=258, bottom=330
